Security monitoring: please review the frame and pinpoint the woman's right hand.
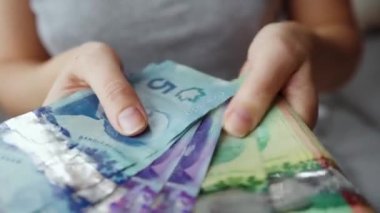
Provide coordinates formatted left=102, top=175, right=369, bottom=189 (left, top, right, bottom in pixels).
left=43, top=42, right=148, bottom=136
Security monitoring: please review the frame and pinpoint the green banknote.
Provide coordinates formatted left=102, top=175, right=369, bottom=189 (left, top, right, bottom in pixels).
left=199, top=99, right=374, bottom=213
left=197, top=130, right=272, bottom=213
left=201, top=131, right=267, bottom=194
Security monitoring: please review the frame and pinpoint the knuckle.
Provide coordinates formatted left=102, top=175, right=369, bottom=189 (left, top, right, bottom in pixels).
left=260, top=23, right=283, bottom=34
left=258, top=23, right=289, bottom=41
left=255, top=24, right=309, bottom=61
left=273, top=35, right=302, bottom=60
left=80, top=41, right=114, bottom=55
left=102, top=80, right=135, bottom=103
left=72, top=41, right=120, bottom=76
left=78, top=41, right=118, bottom=63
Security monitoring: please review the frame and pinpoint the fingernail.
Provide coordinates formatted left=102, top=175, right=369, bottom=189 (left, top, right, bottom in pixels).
left=224, top=108, right=253, bottom=137
left=118, top=106, right=146, bottom=135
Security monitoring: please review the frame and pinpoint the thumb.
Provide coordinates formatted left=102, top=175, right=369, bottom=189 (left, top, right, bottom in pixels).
left=89, top=75, right=148, bottom=136
left=77, top=43, right=148, bottom=136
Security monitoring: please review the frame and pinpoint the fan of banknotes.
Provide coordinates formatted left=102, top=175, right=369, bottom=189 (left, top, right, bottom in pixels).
left=0, top=61, right=374, bottom=212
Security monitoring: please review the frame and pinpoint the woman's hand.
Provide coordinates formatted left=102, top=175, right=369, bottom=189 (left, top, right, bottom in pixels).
left=223, top=1, right=361, bottom=137
left=43, top=42, right=148, bottom=136
left=224, top=0, right=362, bottom=136
left=224, top=22, right=318, bottom=137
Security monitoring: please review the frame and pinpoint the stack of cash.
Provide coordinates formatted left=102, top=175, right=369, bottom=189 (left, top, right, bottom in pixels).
left=0, top=61, right=374, bottom=212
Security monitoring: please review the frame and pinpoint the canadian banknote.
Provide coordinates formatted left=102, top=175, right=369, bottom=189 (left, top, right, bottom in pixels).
left=92, top=122, right=201, bottom=213
left=0, top=124, right=88, bottom=213
left=151, top=106, right=225, bottom=213
left=197, top=99, right=374, bottom=213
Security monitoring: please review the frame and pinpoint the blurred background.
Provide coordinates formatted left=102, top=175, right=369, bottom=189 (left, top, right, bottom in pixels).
left=0, top=0, right=379, bottom=209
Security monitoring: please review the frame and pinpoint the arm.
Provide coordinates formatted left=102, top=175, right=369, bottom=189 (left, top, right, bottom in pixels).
left=0, top=0, right=51, bottom=115
left=224, top=0, right=362, bottom=137
left=0, top=1, right=147, bottom=135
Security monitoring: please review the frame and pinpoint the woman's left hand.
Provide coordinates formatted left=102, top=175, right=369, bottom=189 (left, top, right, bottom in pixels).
left=224, top=22, right=318, bottom=137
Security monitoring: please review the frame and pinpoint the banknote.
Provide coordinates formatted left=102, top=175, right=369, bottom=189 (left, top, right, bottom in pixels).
left=201, top=131, right=267, bottom=194
left=3, top=112, right=117, bottom=204
left=196, top=99, right=374, bottom=212
left=252, top=100, right=321, bottom=176
left=258, top=100, right=374, bottom=212
left=91, top=121, right=201, bottom=213
left=152, top=106, right=224, bottom=213
left=195, top=117, right=270, bottom=213
left=0, top=125, right=88, bottom=213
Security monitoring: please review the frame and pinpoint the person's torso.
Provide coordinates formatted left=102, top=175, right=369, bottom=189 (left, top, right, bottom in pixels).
left=31, top=0, right=281, bottom=79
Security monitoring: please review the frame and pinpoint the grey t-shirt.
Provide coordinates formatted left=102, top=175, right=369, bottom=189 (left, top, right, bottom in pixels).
left=30, top=0, right=280, bottom=79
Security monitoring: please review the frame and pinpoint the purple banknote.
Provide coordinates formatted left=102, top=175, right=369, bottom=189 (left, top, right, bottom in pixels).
left=107, top=122, right=200, bottom=213
left=152, top=107, right=224, bottom=213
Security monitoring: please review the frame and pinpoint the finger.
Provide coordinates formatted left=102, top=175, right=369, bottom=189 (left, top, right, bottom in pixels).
left=224, top=30, right=306, bottom=137
left=77, top=42, right=148, bottom=136
left=282, top=62, right=318, bottom=128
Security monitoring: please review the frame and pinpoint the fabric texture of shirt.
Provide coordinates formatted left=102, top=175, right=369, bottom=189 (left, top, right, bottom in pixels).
left=30, top=0, right=280, bottom=80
